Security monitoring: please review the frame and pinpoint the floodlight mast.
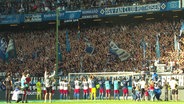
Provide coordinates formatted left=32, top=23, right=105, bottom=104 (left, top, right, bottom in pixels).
left=55, top=8, right=60, bottom=76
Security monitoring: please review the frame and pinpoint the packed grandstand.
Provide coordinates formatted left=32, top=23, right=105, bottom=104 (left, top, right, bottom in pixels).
left=1, top=17, right=184, bottom=76
left=0, top=0, right=184, bottom=102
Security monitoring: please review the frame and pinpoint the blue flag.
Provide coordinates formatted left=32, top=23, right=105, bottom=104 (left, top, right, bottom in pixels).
left=155, top=35, right=160, bottom=58
left=6, top=39, right=17, bottom=60
left=85, top=45, right=94, bottom=54
left=0, top=50, right=5, bottom=61
left=77, top=30, right=80, bottom=40
left=0, top=38, right=7, bottom=61
left=77, top=22, right=80, bottom=40
left=66, top=30, right=71, bottom=52
left=140, top=38, right=146, bottom=59
left=84, top=38, right=94, bottom=54
left=179, top=22, right=184, bottom=36
left=174, top=34, right=180, bottom=51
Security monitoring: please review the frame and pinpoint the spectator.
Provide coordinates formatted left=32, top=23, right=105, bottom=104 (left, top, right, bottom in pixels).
left=0, top=19, right=184, bottom=76
left=0, top=0, right=176, bottom=14
left=169, top=77, right=178, bottom=101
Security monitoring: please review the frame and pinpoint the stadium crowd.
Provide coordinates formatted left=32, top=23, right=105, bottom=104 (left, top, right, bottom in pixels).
left=0, top=19, right=184, bottom=77
left=0, top=0, right=176, bottom=14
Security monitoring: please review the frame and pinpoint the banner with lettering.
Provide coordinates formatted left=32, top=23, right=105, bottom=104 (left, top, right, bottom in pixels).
left=99, top=3, right=161, bottom=16
left=0, top=1, right=181, bottom=24
left=98, top=1, right=180, bottom=17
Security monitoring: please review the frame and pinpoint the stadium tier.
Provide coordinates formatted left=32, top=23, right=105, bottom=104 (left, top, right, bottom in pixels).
left=1, top=17, right=184, bottom=75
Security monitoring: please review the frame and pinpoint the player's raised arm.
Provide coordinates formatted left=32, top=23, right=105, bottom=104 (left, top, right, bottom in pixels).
left=44, top=68, right=48, bottom=78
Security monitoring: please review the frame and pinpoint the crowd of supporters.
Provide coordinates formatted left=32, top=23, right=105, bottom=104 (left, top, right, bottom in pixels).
left=0, top=18, right=184, bottom=77
left=0, top=0, right=175, bottom=15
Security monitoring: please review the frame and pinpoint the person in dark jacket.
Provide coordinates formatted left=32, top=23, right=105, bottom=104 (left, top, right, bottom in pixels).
left=3, top=72, right=13, bottom=104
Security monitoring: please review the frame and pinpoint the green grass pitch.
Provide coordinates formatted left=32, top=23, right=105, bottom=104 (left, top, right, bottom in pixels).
left=1, top=100, right=184, bottom=104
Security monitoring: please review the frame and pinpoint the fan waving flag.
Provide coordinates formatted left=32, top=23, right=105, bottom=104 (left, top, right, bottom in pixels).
left=174, top=34, right=180, bottom=51
left=179, top=22, right=184, bottom=36
left=0, top=50, right=5, bottom=61
left=0, top=38, right=7, bottom=61
left=140, top=38, right=147, bottom=59
left=84, top=38, right=94, bottom=54
left=66, top=30, right=71, bottom=53
left=109, top=41, right=130, bottom=61
left=5, top=38, right=17, bottom=60
left=155, top=35, right=160, bottom=59
left=77, top=21, right=80, bottom=40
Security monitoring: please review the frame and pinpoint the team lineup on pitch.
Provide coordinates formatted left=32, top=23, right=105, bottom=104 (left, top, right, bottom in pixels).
left=1, top=71, right=182, bottom=103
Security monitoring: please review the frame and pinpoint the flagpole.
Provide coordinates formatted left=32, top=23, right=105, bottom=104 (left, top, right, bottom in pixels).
left=55, top=8, right=59, bottom=76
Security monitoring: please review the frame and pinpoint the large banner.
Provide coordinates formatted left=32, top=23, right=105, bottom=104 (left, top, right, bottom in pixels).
left=99, top=1, right=180, bottom=16
left=0, top=15, right=20, bottom=24
left=99, top=3, right=161, bottom=16
left=24, top=14, right=42, bottom=22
